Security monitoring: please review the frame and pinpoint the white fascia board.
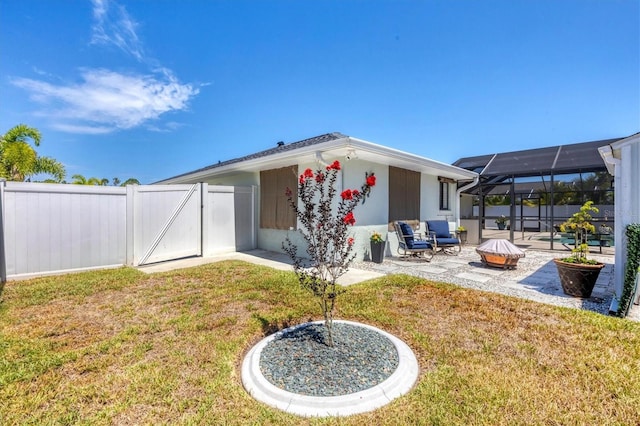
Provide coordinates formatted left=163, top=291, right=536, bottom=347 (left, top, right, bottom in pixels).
left=598, top=145, right=617, bottom=175
left=610, top=132, right=640, bottom=152
left=347, top=137, right=478, bottom=180
left=160, top=136, right=478, bottom=183
left=599, top=133, right=640, bottom=176
left=156, top=137, right=351, bottom=184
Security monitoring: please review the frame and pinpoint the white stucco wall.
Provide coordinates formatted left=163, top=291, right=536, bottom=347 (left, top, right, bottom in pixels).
left=191, top=157, right=463, bottom=262
left=203, top=171, right=259, bottom=186
left=421, top=174, right=456, bottom=222
left=612, top=138, right=640, bottom=309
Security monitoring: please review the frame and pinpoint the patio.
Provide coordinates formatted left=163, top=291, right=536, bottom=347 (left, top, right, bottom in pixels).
left=354, top=246, right=616, bottom=316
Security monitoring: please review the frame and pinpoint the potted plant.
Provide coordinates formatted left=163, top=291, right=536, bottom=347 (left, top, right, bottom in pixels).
left=456, top=226, right=468, bottom=245
left=370, top=231, right=385, bottom=263
left=553, top=201, right=605, bottom=298
left=495, top=215, right=508, bottom=230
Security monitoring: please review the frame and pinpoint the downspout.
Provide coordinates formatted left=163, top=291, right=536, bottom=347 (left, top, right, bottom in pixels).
left=315, top=151, right=331, bottom=168
left=456, top=174, right=480, bottom=228
left=316, top=150, right=342, bottom=191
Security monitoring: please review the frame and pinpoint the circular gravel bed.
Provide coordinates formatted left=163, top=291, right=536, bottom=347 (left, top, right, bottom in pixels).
left=241, top=320, right=419, bottom=417
left=259, top=322, right=399, bottom=396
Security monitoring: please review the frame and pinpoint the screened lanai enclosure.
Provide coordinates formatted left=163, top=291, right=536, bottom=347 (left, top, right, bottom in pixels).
left=453, top=137, right=623, bottom=252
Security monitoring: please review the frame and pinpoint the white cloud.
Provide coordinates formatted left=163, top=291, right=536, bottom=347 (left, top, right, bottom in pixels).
left=12, top=68, right=200, bottom=134
left=90, top=0, right=144, bottom=61
left=11, top=0, right=201, bottom=134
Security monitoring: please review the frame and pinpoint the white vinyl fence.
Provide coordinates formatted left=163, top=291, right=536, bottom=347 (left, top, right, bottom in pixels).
left=0, top=181, right=256, bottom=281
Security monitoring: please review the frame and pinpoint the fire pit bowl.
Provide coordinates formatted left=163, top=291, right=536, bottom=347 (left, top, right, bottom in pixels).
left=476, top=239, right=525, bottom=270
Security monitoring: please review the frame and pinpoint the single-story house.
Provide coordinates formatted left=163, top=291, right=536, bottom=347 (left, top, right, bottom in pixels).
left=598, top=132, right=640, bottom=314
left=158, top=132, right=478, bottom=260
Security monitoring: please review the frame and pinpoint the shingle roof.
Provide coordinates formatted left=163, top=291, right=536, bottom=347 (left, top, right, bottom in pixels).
left=164, top=132, right=347, bottom=181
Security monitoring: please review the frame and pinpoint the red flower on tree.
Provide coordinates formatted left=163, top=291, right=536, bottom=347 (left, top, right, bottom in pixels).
left=347, top=237, right=355, bottom=246
left=326, top=160, right=341, bottom=171
left=315, top=172, right=325, bottom=183
left=343, top=212, right=356, bottom=226
left=300, top=168, right=314, bottom=184
left=366, top=174, right=376, bottom=187
left=341, top=189, right=353, bottom=200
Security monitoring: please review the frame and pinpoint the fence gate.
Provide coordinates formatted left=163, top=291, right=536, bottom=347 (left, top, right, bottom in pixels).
left=128, top=184, right=202, bottom=266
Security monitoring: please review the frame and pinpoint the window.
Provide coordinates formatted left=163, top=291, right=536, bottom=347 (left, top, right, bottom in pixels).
left=260, top=166, right=297, bottom=230
left=388, top=166, right=420, bottom=222
left=439, top=178, right=452, bottom=210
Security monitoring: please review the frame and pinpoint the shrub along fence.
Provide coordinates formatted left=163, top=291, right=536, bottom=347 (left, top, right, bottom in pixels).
left=0, top=181, right=257, bottom=282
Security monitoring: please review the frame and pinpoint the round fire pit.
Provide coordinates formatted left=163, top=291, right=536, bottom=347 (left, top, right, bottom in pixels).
left=476, top=239, right=525, bottom=269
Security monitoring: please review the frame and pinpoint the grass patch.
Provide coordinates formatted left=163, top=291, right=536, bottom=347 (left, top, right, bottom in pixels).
left=1, top=261, right=639, bottom=424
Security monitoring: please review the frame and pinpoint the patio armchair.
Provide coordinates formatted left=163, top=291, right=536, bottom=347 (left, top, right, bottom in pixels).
left=393, top=221, right=434, bottom=261
left=425, top=220, right=461, bottom=255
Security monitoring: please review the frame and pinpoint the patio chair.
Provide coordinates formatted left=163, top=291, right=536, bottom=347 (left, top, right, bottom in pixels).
left=393, top=221, right=434, bottom=261
left=425, top=220, right=461, bottom=255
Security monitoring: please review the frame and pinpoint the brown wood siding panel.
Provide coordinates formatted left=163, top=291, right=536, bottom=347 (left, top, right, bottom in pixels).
left=260, top=166, right=297, bottom=230
left=388, top=166, right=420, bottom=222
left=276, top=166, right=297, bottom=230
left=260, top=170, right=276, bottom=229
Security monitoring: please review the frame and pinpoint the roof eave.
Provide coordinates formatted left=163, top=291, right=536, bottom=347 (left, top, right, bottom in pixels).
left=159, top=136, right=478, bottom=183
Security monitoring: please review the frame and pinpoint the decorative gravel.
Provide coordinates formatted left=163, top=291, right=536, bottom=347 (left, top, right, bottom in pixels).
left=259, top=322, right=399, bottom=397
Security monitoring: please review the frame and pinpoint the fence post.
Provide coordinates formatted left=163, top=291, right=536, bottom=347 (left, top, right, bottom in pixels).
left=200, top=182, right=208, bottom=257
left=0, top=179, right=6, bottom=283
left=125, top=184, right=136, bottom=266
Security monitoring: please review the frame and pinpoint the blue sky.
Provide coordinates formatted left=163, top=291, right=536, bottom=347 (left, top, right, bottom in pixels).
left=1, top=0, right=638, bottom=184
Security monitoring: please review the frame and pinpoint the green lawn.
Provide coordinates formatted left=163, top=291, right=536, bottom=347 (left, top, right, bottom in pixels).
left=1, top=261, right=639, bottom=425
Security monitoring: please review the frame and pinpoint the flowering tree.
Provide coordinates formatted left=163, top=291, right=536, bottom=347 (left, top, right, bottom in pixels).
left=283, top=160, right=376, bottom=346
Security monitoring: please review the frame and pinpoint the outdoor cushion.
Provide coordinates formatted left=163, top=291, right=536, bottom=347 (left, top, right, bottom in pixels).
left=397, top=221, right=415, bottom=245
left=426, top=220, right=451, bottom=238
left=408, top=240, right=432, bottom=250
left=433, top=237, right=459, bottom=246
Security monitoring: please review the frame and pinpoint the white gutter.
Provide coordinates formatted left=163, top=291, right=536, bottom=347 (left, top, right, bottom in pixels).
left=598, top=145, right=619, bottom=175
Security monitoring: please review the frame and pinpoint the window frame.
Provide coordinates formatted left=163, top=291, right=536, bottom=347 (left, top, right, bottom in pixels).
left=438, top=177, right=455, bottom=211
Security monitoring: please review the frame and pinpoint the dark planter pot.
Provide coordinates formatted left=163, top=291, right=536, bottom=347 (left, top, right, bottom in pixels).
left=456, top=230, right=468, bottom=245
left=497, top=223, right=506, bottom=230
left=554, top=259, right=605, bottom=298
left=370, top=241, right=385, bottom=264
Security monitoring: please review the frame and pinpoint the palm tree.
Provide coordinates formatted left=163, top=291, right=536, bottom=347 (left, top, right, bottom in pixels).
left=71, top=174, right=89, bottom=185
left=120, top=178, right=140, bottom=186
left=71, top=174, right=106, bottom=186
left=0, top=124, right=66, bottom=182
